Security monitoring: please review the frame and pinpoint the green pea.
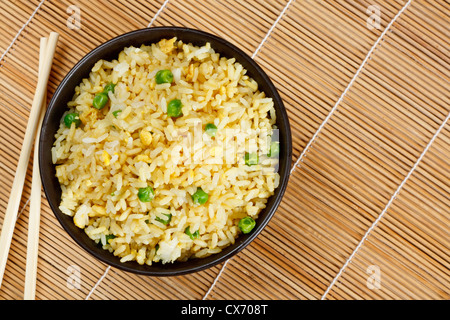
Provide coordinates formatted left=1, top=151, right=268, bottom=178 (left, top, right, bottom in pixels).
left=138, top=186, right=155, bottom=202
left=244, top=152, right=259, bottom=166
left=155, top=69, right=174, bottom=84
left=185, top=226, right=200, bottom=240
left=155, top=213, right=172, bottom=225
left=112, top=110, right=122, bottom=118
left=267, top=141, right=280, bottom=157
left=238, top=216, right=256, bottom=234
left=205, top=123, right=218, bottom=137
left=103, top=82, right=116, bottom=94
left=191, top=187, right=208, bottom=205
left=63, top=113, right=81, bottom=128
left=93, top=92, right=108, bottom=109
left=167, top=99, right=183, bottom=117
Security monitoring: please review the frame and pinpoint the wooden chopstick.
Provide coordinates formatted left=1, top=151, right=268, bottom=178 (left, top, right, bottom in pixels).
left=23, top=37, right=49, bottom=300
left=0, top=32, right=58, bottom=290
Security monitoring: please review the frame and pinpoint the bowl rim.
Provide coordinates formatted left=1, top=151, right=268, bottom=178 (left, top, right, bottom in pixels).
left=39, top=26, right=292, bottom=276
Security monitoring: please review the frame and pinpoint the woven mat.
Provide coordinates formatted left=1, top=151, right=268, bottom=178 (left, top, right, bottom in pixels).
left=0, top=0, right=448, bottom=300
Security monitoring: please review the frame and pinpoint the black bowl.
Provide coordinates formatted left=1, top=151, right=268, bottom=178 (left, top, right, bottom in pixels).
left=39, top=27, right=292, bottom=276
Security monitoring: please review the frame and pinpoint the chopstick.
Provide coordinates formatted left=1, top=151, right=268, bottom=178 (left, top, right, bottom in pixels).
left=0, top=32, right=58, bottom=290
left=23, top=36, right=50, bottom=300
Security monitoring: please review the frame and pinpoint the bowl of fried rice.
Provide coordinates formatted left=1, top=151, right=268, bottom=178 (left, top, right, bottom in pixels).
left=39, top=27, right=292, bottom=276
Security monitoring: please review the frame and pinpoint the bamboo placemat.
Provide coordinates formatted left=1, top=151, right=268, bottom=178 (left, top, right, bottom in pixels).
left=0, top=0, right=448, bottom=300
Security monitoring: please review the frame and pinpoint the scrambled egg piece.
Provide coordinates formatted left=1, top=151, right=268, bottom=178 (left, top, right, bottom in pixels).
left=185, top=63, right=194, bottom=82
left=102, top=151, right=111, bottom=166
left=79, top=107, right=99, bottom=125
left=90, top=205, right=107, bottom=217
left=159, top=37, right=177, bottom=54
left=140, top=130, right=152, bottom=146
left=209, top=146, right=222, bottom=157
left=135, top=154, right=151, bottom=163
left=73, top=205, right=89, bottom=229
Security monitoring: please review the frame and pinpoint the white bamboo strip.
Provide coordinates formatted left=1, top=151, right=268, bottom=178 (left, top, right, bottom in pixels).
left=290, top=0, right=413, bottom=174
left=321, top=111, right=450, bottom=299
left=0, top=0, right=45, bottom=65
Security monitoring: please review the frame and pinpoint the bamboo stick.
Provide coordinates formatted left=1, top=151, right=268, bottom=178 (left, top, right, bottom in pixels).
left=23, top=36, right=48, bottom=300
left=0, top=31, right=58, bottom=289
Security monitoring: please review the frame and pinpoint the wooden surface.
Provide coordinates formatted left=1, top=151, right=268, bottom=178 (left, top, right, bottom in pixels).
left=0, top=0, right=448, bottom=300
